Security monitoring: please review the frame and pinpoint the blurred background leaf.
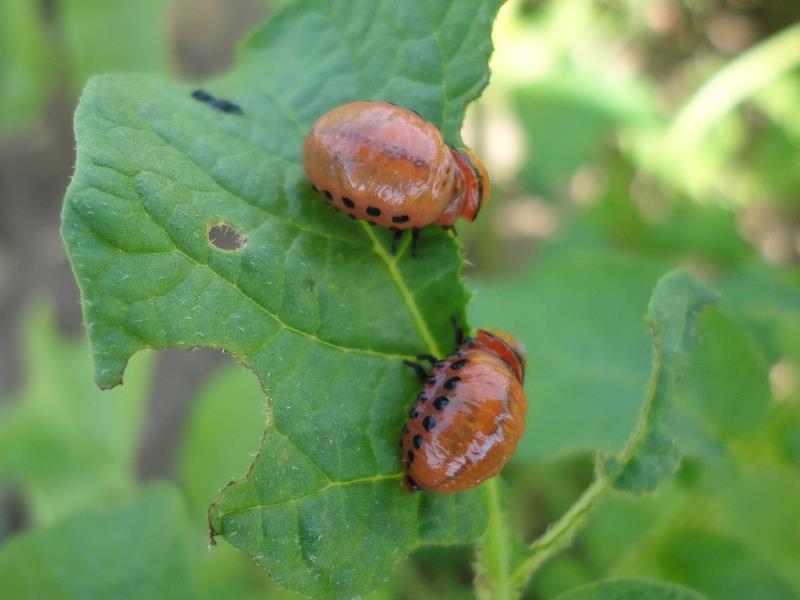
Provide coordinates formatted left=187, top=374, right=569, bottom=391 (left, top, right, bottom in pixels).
left=0, top=0, right=175, bottom=137
left=59, top=0, right=173, bottom=90
left=0, top=0, right=55, bottom=133
left=177, top=363, right=264, bottom=519
left=553, top=578, right=705, bottom=600
left=0, top=484, right=198, bottom=600
left=0, top=304, right=155, bottom=525
left=469, top=249, right=666, bottom=460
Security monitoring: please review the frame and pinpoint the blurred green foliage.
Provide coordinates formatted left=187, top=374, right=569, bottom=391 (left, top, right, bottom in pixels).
left=468, top=0, right=800, bottom=597
left=2, top=0, right=800, bottom=598
left=0, top=0, right=55, bottom=132
left=553, top=578, right=704, bottom=600
left=0, top=305, right=154, bottom=525
left=177, top=362, right=265, bottom=520
left=0, top=0, right=171, bottom=135
left=0, top=485, right=199, bottom=600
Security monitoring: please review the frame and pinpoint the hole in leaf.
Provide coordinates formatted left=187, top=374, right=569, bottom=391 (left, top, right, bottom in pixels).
left=208, top=222, right=246, bottom=251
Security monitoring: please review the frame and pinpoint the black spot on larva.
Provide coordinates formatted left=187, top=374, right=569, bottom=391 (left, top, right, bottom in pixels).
left=444, top=376, right=461, bottom=390
left=413, top=434, right=424, bottom=449
left=366, top=206, right=381, bottom=217
left=392, top=215, right=410, bottom=224
left=409, top=408, right=420, bottom=418
left=406, top=450, right=414, bottom=464
left=417, top=393, right=428, bottom=403
left=433, top=396, right=449, bottom=410
left=343, top=197, right=355, bottom=208
left=435, top=361, right=446, bottom=368
left=406, top=475, right=421, bottom=491
left=323, top=190, right=333, bottom=201
left=403, top=425, right=410, bottom=434
left=423, top=415, right=436, bottom=431
left=427, top=377, right=436, bottom=385
left=192, top=89, right=214, bottom=103
left=451, top=358, right=469, bottom=370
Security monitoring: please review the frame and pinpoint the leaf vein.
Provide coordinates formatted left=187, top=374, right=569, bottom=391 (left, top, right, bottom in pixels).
left=217, top=472, right=403, bottom=517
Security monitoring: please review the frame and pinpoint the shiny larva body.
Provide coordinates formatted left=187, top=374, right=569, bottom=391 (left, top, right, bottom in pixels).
left=401, top=329, right=527, bottom=493
left=302, top=101, right=488, bottom=229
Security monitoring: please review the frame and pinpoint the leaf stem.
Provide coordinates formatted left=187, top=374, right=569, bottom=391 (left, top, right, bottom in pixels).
left=510, top=476, right=609, bottom=590
left=475, top=478, right=515, bottom=600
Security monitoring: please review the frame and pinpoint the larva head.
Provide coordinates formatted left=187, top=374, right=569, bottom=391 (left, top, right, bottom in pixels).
left=476, top=329, right=526, bottom=383
left=449, top=146, right=490, bottom=222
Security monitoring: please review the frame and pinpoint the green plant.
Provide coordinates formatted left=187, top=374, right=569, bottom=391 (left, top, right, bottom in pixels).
left=2, top=1, right=799, bottom=599
left=54, top=0, right=718, bottom=596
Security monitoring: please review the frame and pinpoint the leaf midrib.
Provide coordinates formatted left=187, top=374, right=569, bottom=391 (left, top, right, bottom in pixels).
left=218, top=472, right=404, bottom=517
left=362, top=224, right=444, bottom=357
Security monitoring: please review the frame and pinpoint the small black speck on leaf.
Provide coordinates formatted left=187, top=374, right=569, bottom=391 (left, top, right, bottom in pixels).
left=211, top=98, right=244, bottom=115
left=191, top=89, right=214, bottom=103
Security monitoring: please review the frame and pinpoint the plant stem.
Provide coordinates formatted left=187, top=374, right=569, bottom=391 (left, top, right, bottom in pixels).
left=510, top=476, right=609, bottom=590
left=668, top=21, right=800, bottom=146
left=475, top=477, right=516, bottom=600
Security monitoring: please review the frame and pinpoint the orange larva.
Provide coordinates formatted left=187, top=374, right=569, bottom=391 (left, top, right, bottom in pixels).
left=302, top=101, right=489, bottom=252
left=400, top=327, right=527, bottom=493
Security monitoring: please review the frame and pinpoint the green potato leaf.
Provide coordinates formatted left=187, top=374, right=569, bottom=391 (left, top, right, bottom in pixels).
left=715, top=468, right=800, bottom=593
left=0, top=484, right=197, bottom=600
left=61, top=1, right=504, bottom=597
left=675, top=306, right=771, bottom=442
left=602, top=271, right=718, bottom=492
left=494, top=269, right=716, bottom=595
left=469, top=249, right=667, bottom=461
left=647, top=529, right=797, bottom=600
left=554, top=578, right=705, bottom=600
